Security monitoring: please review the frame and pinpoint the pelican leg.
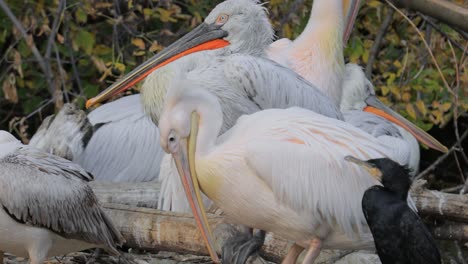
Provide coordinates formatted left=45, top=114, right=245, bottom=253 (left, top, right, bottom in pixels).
left=0, top=251, right=4, bottom=264
left=222, top=227, right=266, bottom=264
left=301, top=238, right=322, bottom=264
left=281, top=243, right=304, bottom=264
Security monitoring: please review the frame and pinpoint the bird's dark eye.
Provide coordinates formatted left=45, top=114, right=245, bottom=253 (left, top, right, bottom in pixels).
left=216, top=14, right=229, bottom=25
left=169, top=136, right=175, bottom=142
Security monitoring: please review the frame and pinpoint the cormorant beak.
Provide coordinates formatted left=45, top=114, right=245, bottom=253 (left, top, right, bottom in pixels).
left=172, top=112, right=220, bottom=263
left=345, top=155, right=382, bottom=181
left=364, top=95, right=448, bottom=153
left=86, top=23, right=229, bottom=108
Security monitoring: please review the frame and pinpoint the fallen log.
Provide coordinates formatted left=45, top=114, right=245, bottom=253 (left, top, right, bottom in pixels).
left=101, top=202, right=468, bottom=261
left=92, top=182, right=468, bottom=223
left=101, top=203, right=291, bottom=262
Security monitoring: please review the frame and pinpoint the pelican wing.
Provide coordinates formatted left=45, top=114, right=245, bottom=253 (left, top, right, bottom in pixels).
left=241, top=108, right=402, bottom=237
left=222, top=55, right=343, bottom=120
left=0, top=146, right=123, bottom=252
left=75, top=95, right=164, bottom=182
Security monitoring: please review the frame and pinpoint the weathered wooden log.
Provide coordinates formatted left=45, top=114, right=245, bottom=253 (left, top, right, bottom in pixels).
left=431, top=223, right=468, bottom=242
left=92, top=182, right=468, bottom=223
left=101, top=203, right=291, bottom=262
left=411, top=186, right=468, bottom=223
left=91, top=182, right=160, bottom=208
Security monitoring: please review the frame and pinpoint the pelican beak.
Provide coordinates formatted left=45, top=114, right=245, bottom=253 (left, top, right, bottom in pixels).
left=86, top=23, right=229, bottom=108
left=172, top=112, right=220, bottom=263
left=364, top=95, right=448, bottom=153
left=342, top=0, right=361, bottom=45
left=345, top=156, right=382, bottom=181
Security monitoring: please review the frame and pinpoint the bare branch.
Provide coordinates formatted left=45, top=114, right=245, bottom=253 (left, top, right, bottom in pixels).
left=0, top=0, right=55, bottom=96
left=416, top=127, right=468, bottom=180
left=45, top=0, right=66, bottom=60
left=365, top=7, right=394, bottom=78
left=386, top=0, right=468, bottom=32
left=0, top=0, right=55, bottom=97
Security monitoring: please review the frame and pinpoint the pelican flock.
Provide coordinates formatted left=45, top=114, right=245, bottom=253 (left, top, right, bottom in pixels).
left=4, top=0, right=447, bottom=263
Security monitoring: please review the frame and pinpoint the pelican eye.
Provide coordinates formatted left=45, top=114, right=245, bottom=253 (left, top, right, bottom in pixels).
left=216, top=14, right=229, bottom=25
left=169, top=136, right=176, bottom=142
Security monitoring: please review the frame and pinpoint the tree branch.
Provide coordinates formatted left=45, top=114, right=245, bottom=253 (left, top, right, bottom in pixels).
left=386, top=0, right=468, bottom=32
left=416, top=128, right=468, bottom=180
left=365, top=7, right=394, bottom=78
left=0, top=0, right=55, bottom=96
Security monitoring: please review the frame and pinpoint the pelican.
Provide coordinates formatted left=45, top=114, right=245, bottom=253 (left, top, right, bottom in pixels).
left=157, top=83, right=416, bottom=263
left=267, top=0, right=361, bottom=106
left=30, top=96, right=164, bottom=182
left=266, top=0, right=447, bottom=171
left=0, top=131, right=124, bottom=264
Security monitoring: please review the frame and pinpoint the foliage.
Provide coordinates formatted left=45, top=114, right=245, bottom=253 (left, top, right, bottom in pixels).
left=0, top=0, right=466, bottom=138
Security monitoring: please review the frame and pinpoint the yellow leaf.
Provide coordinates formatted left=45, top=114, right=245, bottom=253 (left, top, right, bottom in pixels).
left=440, top=102, right=451, bottom=112
left=406, top=104, right=417, bottom=120
left=390, top=86, right=401, bottom=100
left=416, top=100, right=427, bottom=116
left=368, top=0, right=381, bottom=8
left=114, top=63, right=126, bottom=73
left=149, top=41, right=164, bottom=53
left=131, top=38, right=145, bottom=50
left=133, top=50, right=146, bottom=56
left=381, top=85, right=390, bottom=96
left=402, top=92, right=411, bottom=102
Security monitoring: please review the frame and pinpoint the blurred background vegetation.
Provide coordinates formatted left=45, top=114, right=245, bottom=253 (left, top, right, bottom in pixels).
left=0, top=0, right=466, bottom=185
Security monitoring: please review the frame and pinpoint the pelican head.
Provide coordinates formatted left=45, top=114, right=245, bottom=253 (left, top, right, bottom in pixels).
left=0, top=130, right=18, bottom=144
left=159, top=82, right=222, bottom=263
left=341, top=64, right=448, bottom=153
left=0, top=130, right=21, bottom=158
left=346, top=156, right=411, bottom=199
left=86, top=0, right=273, bottom=108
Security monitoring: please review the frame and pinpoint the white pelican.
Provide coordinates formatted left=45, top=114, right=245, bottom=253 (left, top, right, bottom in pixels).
left=157, top=83, right=415, bottom=263
left=266, top=0, right=447, bottom=169
left=30, top=97, right=164, bottom=182
left=0, top=131, right=124, bottom=264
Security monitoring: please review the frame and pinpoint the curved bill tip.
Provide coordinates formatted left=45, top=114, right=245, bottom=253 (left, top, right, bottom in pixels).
left=85, top=98, right=95, bottom=109
left=364, top=96, right=448, bottom=153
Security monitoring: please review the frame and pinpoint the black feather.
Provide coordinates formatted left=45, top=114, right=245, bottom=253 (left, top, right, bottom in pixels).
left=362, top=158, right=441, bottom=264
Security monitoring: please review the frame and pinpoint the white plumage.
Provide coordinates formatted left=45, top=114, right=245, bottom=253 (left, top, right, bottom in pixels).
left=30, top=95, right=164, bottom=183
left=0, top=131, right=124, bottom=264
left=157, top=86, right=413, bottom=262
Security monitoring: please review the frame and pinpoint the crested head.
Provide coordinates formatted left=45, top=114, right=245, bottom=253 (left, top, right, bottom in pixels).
left=159, top=79, right=223, bottom=154
left=367, top=158, right=412, bottom=199
left=205, top=0, right=274, bottom=56
left=340, top=64, right=375, bottom=112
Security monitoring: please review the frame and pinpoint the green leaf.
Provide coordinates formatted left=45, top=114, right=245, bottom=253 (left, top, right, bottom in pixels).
left=75, top=8, right=87, bottom=24
left=75, top=30, right=95, bottom=55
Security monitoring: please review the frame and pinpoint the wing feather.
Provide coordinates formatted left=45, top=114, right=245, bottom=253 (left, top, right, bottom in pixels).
left=0, top=146, right=124, bottom=252
left=240, top=108, right=405, bottom=238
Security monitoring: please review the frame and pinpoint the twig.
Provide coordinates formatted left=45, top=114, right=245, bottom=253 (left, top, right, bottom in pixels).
left=0, top=0, right=55, bottom=96
left=416, top=128, right=468, bottom=180
left=63, top=12, right=83, bottom=97
left=365, top=7, right=394, bottom=78
left=420, top=14, right=468, bottom=56
left=54, top=43, right=69, bottom=103
left=45, top=0, right=66, bottom=60
left=385, top=0, right=454, bottom=97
